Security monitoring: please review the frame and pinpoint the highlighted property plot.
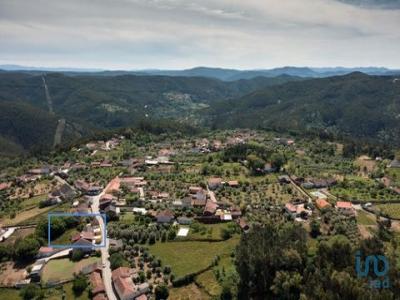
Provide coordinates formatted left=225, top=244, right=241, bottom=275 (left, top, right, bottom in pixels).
left=48, top=212, right=107, bottom=248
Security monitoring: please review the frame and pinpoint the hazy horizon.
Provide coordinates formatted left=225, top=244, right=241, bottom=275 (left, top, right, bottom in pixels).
left=0, top=63, right=399, bottom=72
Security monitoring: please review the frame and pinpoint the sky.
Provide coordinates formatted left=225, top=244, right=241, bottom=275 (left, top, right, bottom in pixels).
left=0, top=0, right=399, bottom=70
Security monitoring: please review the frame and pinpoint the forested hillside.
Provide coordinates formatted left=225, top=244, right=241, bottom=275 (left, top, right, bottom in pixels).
left=208, top=73, right=400, bottom=145
left=1, top=71, right=400, bottom=155
left=0, top=72, right=299, bottom=154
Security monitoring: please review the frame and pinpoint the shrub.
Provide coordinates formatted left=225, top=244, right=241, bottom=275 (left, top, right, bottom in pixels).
left=72, top=274, right=87, bottom=296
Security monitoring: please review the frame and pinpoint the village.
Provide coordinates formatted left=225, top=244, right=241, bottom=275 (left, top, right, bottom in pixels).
left=1, top=129, right=400, bottom=299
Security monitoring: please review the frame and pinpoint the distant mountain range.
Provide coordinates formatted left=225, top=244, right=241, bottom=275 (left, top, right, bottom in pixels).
left=1, top=65, right=399, bottom=81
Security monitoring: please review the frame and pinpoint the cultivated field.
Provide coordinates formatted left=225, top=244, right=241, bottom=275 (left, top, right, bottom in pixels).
left=148, top=237, right=238, bottom=277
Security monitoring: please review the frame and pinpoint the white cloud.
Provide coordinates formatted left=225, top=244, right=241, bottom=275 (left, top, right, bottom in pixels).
left=0, top=0, right=399, bottom=69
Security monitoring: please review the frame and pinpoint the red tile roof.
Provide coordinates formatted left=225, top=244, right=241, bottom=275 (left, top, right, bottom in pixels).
left=285, top=203, right=297, bottom=213
left=336, top=201, right=352, bottom=209
left=114, top=276, right=135, bottom=300
left=189, top=186, right=202, bottom=193
left=316, top=198, right=330, bottom=209
left=112, top=267, right=134, bottom=281
left=38, top=247, right=54, bottom=254
left=90, top=271, right=105, bottom=295
left=208, top=177, right=222, bottom=184
left=156, top=210, right=174, bottom=218
left=204, top=199, right=218, bottom=214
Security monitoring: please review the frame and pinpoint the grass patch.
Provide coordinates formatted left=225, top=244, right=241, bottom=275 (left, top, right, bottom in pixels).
left=356, top=210, right=377, bottom=225
left=20, top=194, right=47, bottom=210
left=41, top=257, right=100, bottom=284
left=119, top=213, right=136, bottom=225
left=0, top=205, right=54, bottom=226
left=0, top=288, right=20, bottom=300
left=307, top=238, right=319, bottom=256
left=63, top=282, right=90, bottom=300
left=52, top=228, right=80, bottom=245
left=148, top=237, right=238, bottom=278
left=169, top=283, right=211, bottom=300
left=330, top=176, right=400, bottom=201
left=186, top=223, right=230, bottom=241
left=195, top=270, right=222, bottom=296
left=375, top=204, right=400, bottom=219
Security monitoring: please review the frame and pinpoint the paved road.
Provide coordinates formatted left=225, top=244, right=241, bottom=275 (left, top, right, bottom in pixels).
left=90, top=183, right=117, bottom=300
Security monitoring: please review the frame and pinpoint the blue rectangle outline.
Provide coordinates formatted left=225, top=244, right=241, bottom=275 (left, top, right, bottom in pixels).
left=48, top=212, right=107, bottom=248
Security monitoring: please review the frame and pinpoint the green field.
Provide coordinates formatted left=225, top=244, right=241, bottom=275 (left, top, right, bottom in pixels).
left=0, top=283, right=90, bottom=300
left=44, top=282, right=90, bottom=300
left=387, top=168, right=400, bottom=187
left=41, top=257, right=100, bottom=284
left=169, top=283, right=211, bottom=300
left=376, top=204, right=400, bottom=219
left=20, top=194, right=47, bottom=209
left=185, top=223, right=231, bottom=241
left=195, top=270, right=221, bottom=296
left=0, top=288, right=20, bottom=300
left=52, top=228, right=80, bottom=245
left=119, top=213, right=136, bottom=225
left=356, top=210, right=377, bottom=225
left=149, top=237, right=238, bottom=277
left=330, top=176, right=400, bottom=201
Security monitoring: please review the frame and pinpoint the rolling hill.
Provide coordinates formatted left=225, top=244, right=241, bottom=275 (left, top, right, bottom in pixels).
left=208, top=72, right=400, bottom=144
left=0, top=72, right=300, bottom=154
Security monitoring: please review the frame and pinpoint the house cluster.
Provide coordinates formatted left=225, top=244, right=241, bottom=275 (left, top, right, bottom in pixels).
left=98, top=194, right=119, bottom=219
left=335, top=201, right=355, bottom=216
left=291, top=176, right=337, bottom=189
left=85, top=137, right=122, bottom=152
left=71, top=218, right=103, bottom=246
left=192, top=135, right=247, bottom=153
left=191, top=178, right=242, bottom=223
left=112, top=267, right=149, bottom=300
left=284, top=199, right=312, bottom=220
left=47, top=183, right=77, bottom=204
left=141, top=178, right=242, bottom=226
left=90, top=160, right=114, bottom=168
left=107, top=176, right=147, bottom=195
left=315, top=198, right=355, bottom=216
left=16, top=167, right=52, bottom=184
left=75, top=179, right=103, bottom=196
